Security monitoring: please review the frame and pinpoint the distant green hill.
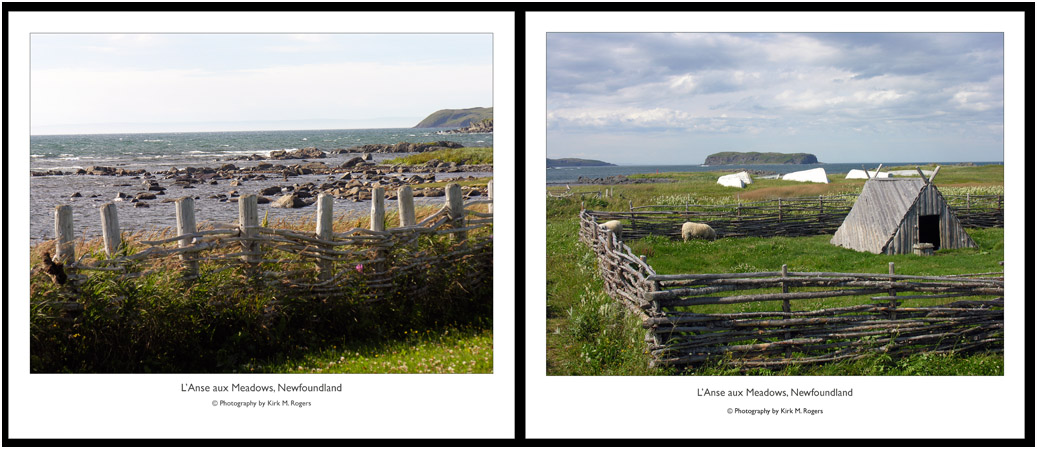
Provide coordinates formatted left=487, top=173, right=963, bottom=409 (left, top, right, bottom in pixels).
left=414, top=107, right=493, bottom=128
left=547, top=158, right=616, bottom=168
left=704, top=152, right=819, bottom=165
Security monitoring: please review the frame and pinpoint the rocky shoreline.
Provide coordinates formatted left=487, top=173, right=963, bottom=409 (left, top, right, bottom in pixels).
left=573, top=175, right=673, bottom=185
left=31, top=147, right=492, bottom=209
left=438, top=119, right=492, bottom=135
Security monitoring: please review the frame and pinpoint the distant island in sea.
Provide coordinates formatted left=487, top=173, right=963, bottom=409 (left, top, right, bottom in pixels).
left=705, top=152, right=819, bottom=165
left=547, top=158, right=617, bottom=168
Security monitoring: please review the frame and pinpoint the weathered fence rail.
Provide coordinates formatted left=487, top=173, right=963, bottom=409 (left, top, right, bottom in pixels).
left=45, top=183, right=492, bottom=302
left=578, top=210, right=1004, bottom=370
left=584, top=194, right=1002, bottom=240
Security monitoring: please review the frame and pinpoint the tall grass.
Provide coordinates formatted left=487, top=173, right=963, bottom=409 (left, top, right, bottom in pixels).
left=30, top=208, right=492, bottom=373
left=385, top=147, right=493, bottom=166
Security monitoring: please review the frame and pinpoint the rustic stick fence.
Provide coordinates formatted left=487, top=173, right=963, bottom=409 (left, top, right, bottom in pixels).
left=585, top=194, right=1002, bottom=240
left=46, top=183, right=493, bottom=303
left=578, top=210, right=1004, bottom=370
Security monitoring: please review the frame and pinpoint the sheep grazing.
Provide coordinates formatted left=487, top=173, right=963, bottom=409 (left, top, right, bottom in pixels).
left=599, top=220, right=623, bottom=238
left=681, top=222, right=717, bottom=241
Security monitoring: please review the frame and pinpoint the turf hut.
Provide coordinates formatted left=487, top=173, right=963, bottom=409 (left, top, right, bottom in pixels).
left=830, top=169, right=976, bottom=255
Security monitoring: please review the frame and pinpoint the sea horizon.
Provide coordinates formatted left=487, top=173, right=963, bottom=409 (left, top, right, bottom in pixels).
left=545, top=160, right=1003, bottom=184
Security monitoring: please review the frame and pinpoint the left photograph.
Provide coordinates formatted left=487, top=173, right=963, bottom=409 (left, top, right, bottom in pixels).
left=29, top=33, right=494, bottom=374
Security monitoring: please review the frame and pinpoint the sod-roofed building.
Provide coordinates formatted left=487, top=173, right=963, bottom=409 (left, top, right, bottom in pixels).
left=831, top=176, right=977, bottom=254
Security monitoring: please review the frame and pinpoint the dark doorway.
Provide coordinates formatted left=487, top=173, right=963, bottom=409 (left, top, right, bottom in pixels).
left=918, top=215, right=941, bottom=250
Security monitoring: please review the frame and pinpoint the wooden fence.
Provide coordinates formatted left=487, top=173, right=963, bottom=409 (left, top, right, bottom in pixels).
left=584, top=194, right=1002, bottom=240
left=46, top=183, right=492, bottom=305
left=578, top=210, right=1004, bottom=370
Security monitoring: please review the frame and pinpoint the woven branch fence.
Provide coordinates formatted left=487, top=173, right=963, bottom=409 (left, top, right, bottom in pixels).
left=578, top=210, right=1004, bottom=370
left=583, top=194, right=1002, bottom=241
left=45, top=183, right=492, bottom=311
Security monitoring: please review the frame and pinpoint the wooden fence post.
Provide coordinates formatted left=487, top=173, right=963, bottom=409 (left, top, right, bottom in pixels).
left=888, top=262, right=897, bottom=320
left=239, top=194, right=259, bottom=267
left=777, top=199, right=783, bottom=223
left=487, top=180, right=494, bottom=214
left=175, top=197, right=199, bottom=278
left=397, top=186, right=415, bottom=227
left=445, top=183, right=465, bottom=242
left=100, top=203, right=121, bottom=258
left=781, top=264, right=791, bottom=358
left=370, top=186, right=385, bottom=232
left=315, top=193, right=334, bottom=281
left=54, top=205, right=75, bottom=264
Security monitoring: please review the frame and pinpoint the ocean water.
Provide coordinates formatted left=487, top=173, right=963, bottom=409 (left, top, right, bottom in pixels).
left=545, top=161, right=1003, bottom=185
left=29, top=128, right=493, bottom=243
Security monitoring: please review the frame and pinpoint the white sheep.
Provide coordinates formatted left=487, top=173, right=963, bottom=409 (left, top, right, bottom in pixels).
left=599, top=220, right=623, bottom=238
left=681, top=222, right=717, bottom=241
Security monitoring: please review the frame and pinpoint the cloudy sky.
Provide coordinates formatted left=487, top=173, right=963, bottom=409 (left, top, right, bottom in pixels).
left=547, top=33, right=1004, bottom=165
left=31, top=34, right=492, bottom=134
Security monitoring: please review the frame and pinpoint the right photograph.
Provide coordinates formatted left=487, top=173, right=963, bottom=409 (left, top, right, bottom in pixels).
left=545, top=32, right=1005, bottom=376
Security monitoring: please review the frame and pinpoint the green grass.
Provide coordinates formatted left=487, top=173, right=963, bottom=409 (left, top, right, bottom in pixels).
left=255, top=325, right=492, bottom=374
left=545, top=211, right=664, bottom=376
left=545, top=165, right=1004, bottom=375
left=385, top=147, right=493, bottom=166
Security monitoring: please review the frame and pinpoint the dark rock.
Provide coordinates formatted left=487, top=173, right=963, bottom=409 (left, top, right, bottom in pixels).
left=340, top=157, right=364, bottom=169
left=260, top=186, right=283, bottom=196
left=135, top=192, right=157, bottom=200
left=70, top=192, right=82, bottom=198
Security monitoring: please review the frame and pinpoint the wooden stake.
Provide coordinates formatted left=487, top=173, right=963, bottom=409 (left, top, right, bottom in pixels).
left=54, top=205, right=75, bottom=264
left=888, top=262, right=897, bottom=320
left=100, top=203, right=121, bottom=258
left=239, top=194, right=259, bottom=265
left=315, top=193, right=333, bottom=280
left=397, top=186, right=415, bottom=227
left=370, top=186, right=385, bottom=232
left=175, top=197, right=198, bottom=278
left=445, top=183, right=465, bottom=242
left=487, top=180, right=494, bottom=214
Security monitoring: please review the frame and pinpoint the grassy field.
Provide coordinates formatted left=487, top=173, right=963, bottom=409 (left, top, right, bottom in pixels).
left=546, top=164, right=1004, bottom=376
left=258, top=325, right=492, bottom=374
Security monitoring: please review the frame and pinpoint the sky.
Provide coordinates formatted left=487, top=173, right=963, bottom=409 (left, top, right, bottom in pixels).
left=547, top=33, right=1004, bottom=165
left=31, top=34, right=492, bottom=134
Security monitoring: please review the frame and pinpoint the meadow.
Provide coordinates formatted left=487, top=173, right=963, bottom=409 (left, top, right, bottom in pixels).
left=546, top=164, right=1005, bottom=376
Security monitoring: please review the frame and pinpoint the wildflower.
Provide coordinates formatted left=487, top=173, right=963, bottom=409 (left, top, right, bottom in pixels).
left=355, top=263, right=364, bottom=272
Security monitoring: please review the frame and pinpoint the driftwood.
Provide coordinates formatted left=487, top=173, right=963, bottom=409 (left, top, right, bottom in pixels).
left=578, top=209, right=1005, bottom=371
